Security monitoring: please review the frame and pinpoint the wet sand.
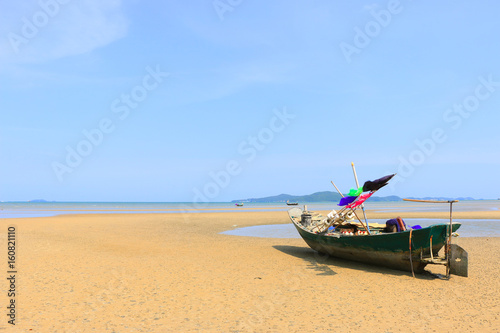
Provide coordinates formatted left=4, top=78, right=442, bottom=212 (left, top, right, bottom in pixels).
left=1, top=210, right=499, bottom=332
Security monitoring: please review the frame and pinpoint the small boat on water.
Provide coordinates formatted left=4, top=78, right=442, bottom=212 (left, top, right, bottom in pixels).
left=235, top=203, right=244, bottom=207
left=286, top=200, right=298, bottom=206
left=288, top=165, right=468, bottom=277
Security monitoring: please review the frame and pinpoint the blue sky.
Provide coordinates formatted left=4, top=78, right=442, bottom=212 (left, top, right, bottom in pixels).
left=1, top=0, right=499, bottom=202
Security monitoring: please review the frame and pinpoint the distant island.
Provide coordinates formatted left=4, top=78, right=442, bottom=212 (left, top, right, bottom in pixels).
left=232, top=191, right=399, bottom=203
left=232, top=191, right=477, bottom=203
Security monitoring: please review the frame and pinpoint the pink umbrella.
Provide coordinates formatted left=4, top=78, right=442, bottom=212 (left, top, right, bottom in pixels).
left=346, top=192, right=374, bottom=209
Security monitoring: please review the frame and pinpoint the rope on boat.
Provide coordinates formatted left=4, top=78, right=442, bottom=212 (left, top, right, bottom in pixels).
left=409, top=229, right=415, bottom=278
left=430, top=235, right=434, bottom=261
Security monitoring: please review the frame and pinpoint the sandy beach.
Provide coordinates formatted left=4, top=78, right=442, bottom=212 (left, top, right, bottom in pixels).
left=1, top=210, right=499, bottom=332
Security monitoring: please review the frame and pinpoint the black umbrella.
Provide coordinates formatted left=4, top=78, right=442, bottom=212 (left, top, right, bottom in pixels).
left=362, top=174, right=396, bottom=192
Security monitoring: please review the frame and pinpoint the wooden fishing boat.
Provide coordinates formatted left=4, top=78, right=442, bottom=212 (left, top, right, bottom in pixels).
left=288, top=164, right=468, bottom=277
left=286, top=200, right=298, bottom=206
left=288, top=207, right=466, bottom=275
left=235, top=203, right=244, bottom=207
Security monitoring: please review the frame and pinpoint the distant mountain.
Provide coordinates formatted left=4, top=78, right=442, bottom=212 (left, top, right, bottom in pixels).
left=232, top=191, right=403, bottom=203
left=232, top=192, right=482, bottom=203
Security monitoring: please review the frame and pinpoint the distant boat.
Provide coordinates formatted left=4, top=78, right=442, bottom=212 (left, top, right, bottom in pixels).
left=286, top=200, right=298, bottom=206
left=235, top=203, right=244, bottom=207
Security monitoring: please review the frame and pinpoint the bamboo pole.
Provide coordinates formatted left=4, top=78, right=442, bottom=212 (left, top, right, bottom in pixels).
left=351, top=162, right=370, bottom=233
left=351, top=209, right=370, bottom=234
left=403, top=198, right=459, bottom=204
left=446, top=201, right=455, bottom=277
left=351, top=162, right=361, bottom=188
left=331, top=181, right=345, bottom=198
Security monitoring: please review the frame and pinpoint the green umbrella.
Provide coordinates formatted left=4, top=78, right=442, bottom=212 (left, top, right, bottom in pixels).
left=348, top=187, right=363, bottom=197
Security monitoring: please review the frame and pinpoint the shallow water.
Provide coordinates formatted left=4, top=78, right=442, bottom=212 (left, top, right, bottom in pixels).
left=0, top=202, right=286, bottom=219
left=1, top=200, right=499, bottom=218
left=221, top=219, right=500, bottom=238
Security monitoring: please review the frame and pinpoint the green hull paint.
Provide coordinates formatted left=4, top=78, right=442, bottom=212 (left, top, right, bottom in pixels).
left=291, top=214, right=461, bottom=273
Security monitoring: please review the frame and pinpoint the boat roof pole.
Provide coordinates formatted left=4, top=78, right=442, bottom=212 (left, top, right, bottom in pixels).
left=446, top=200, right=456, bottom=277
left=331, top=181, right=344, bottom=198
left=402, top=198, right=459, bottom=278
left=351, top=162, right=370, bottom=233
left=350, top=208, right=371, bottom=234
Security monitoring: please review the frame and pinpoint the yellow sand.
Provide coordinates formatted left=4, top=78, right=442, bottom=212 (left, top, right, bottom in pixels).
left=1, top=210, right=499, bottom=332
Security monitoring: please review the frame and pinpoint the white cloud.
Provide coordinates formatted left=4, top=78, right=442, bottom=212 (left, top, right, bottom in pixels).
left=0, top=0, right=128, bottom=64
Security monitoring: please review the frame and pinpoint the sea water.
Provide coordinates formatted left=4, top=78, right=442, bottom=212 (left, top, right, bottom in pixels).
left=1, top=201, right=498, bottom=237
left=221, top=218, right=500, bottom=238
left=0, top=201, right=287, bottom=219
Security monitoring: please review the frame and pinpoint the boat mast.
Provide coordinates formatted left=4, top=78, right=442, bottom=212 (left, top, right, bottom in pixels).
left=351, top=162, right=370, bottom=233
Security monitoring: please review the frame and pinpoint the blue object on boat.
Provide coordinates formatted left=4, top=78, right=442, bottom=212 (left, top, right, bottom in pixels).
left=411, top=225, right=422, bottom=229
left=386, top=218, right=399, bottom=231
left=386, top=218, right=407, bottom=232
left=338, top=196, right=357, bottom=206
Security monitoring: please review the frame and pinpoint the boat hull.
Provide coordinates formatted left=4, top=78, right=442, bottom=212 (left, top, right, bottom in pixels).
left=291, top=215, right=461, bottom=273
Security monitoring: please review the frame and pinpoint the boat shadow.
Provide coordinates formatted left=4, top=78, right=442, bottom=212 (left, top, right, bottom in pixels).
left=273, top=245, right=439, bottom=279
